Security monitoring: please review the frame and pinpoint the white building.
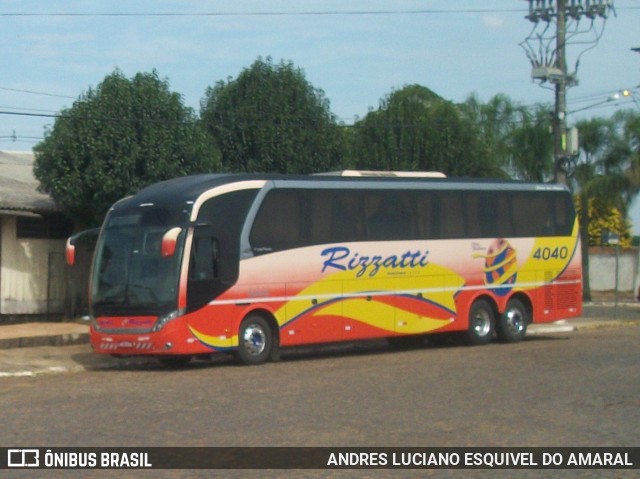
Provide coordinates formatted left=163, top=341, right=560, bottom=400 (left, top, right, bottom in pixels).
left=0, top=151, right=72, bottom=320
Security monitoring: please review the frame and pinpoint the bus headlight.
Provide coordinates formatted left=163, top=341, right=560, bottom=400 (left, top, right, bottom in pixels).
left=153, top=309, right=183, bottom=332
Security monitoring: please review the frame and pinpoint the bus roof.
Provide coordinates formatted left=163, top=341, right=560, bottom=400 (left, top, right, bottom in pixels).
left=317, top=170, right=447, bottom=178
left=113, top=173, right=569, bottom=212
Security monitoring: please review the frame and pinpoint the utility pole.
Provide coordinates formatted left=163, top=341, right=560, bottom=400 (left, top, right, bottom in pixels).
left=554, top=0, right=568, bottom=185
left=522, top=0, right=614, bottom=185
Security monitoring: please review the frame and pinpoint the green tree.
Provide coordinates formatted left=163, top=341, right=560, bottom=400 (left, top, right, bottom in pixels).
left=34, top=70, right=219, bottom=227
left=463, top=94, right=517, bottom=172
left=352, top=85, right=504, bottom=177
left=573, top=114, right=638, bottom=217
left=571, top=113, right=639, bottom=300
left=200, top=57, right=345, bottom=174
left=462, top=94, right=553, bottom=181
left=507, top=105, right=553, bottom=182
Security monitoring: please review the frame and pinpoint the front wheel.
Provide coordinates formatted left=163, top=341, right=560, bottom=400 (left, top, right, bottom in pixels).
left=497, top=298, right=529, bottom=343
left=237, top=315, right=274, bottom=365
left=465, top=299, right=495, bottom=345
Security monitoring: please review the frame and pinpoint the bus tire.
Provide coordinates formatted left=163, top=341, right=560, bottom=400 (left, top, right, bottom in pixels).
left=497, top=298, right=528, bottom=343
left=466, top=299, right=495, bottom=345
left=237, top=314, right=273, bottom=365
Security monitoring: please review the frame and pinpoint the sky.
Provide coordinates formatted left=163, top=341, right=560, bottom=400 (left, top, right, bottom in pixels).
left=1, top=0, right=639, bottom=223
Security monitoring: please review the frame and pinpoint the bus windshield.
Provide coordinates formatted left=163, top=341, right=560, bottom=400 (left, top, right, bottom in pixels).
left=91, top=207, right=188, bottom=317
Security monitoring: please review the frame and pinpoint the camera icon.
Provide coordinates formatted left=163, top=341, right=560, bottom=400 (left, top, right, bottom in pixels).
left=7, top=449, right=39, bottom=467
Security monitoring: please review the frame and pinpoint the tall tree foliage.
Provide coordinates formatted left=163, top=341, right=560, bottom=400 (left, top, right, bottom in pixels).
left=571, top=112, right=640, bottom=300
left=462, top=94, right=553, bottom=181
left=200, top=57, right=344, bottom=173
left=572, top=114, right=638, bottom=218
left=352, top=85, right=504, bottom=177
left=34, top=70, right=219, bottom=226
left=507, top=106, right=553, bottom=182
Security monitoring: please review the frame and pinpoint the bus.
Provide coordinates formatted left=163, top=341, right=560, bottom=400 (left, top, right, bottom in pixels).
left=66, top=173, right=582, bottom=365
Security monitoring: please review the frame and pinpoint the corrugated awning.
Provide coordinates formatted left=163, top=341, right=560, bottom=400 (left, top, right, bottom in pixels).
left=0, top=150, right=61, bottom=214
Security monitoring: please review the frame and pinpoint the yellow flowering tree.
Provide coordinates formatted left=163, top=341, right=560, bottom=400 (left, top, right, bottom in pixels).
left=575, top=196, right=632, bottom=248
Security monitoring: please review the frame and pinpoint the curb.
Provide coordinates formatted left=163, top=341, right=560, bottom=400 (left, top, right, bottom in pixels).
left=0, top=332, right=89, bottom=350
left=0, top=365, right=86, bottom=378
left=528, top=321, right=576, bottom=335
left=528, top=318, right=640, bottom=335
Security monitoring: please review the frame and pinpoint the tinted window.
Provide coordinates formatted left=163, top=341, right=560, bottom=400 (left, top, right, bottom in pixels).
left=188, top=189, right=259, bottom=311
left=249, top=189, right=418, bottom=254
left=248, top=187, right=575, bottom=255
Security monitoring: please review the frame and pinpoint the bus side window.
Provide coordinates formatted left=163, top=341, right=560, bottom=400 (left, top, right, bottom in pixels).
left=365, top=192, right=414, bottom=240
left=415, top=192, right=434, bottom=239
left=250, top=191, right=301, bottom=254
left=554, top=194, right=572, bottom=235
left=331, top=194, right=365, bottom=242
left=190, top=236, right=219, bottom=280
left=438, top=193, right=465, bottom=238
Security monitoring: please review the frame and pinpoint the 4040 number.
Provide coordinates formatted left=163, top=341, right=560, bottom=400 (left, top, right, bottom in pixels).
left=532, top=246, right=569, bottom=260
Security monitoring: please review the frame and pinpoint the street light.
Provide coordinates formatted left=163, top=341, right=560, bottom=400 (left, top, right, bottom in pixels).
left=568, top=88, right=640, bottom=114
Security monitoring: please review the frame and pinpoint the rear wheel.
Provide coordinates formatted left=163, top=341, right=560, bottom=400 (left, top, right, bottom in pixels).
left=466, top=299, right=495, bottom=345
left=237, top=315, right=274, bottom=365
left=497, top=298, right=529, bottom=343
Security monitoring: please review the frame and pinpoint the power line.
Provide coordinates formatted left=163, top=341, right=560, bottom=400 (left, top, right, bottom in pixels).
left=0, top=87, right=75, bottom=99
left=0, top=109, right=196, bottom=126
left=1, top=5, right=637, bottom=18
left=0, top=105, right=60, bottom=115
left=0, top=9, right=529, bottom=18
left=0, top=110, right=58, bottom=119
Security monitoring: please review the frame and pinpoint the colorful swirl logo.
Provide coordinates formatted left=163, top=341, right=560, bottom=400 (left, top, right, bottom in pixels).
left=473, top=239, right=518, bottom=296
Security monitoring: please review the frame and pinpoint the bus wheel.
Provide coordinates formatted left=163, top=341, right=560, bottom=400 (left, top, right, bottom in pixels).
left=237, top=315, right=273, bottom=365
left=466, top=299, right=495, bottom=345
left=497, top=298, right=528, bottom=343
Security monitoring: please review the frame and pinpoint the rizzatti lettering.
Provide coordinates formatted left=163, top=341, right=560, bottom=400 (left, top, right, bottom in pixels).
left=321, top=246, right=430, bottom=277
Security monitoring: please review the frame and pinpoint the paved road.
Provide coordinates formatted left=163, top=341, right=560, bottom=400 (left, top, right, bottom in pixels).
left=1, top=301, right=637, bottom=377
left=0, top=324, right=638, bottom=478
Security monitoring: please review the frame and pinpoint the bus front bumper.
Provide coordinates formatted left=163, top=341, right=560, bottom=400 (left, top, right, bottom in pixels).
left=89, top=322, right=214, bottom=356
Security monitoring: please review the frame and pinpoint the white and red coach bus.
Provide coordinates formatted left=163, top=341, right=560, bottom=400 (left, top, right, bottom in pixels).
left=67, top=173, right=582, bottom=365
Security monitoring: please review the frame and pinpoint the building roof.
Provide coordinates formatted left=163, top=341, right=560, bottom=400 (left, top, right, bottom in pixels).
left=0, top=151, right=60, bottom=214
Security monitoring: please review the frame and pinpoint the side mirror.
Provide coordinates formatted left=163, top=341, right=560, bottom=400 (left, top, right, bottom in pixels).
left=65, top=228, right=101, bottom=266
left=161, top=227, right=183, bottom=258
left=65, top=238, right=76, bottom=266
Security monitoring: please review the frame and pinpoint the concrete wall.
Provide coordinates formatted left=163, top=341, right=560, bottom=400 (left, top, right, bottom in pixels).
left=588, top=247, right=639, bottom=295
left=0, top=216, right=66, bottom=316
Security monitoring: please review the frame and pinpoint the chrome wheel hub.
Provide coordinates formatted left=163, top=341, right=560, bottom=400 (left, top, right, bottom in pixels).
left=242, top=324, right=266, bottom=356
left=472, top=309, right=492, bottom=337
left=505, top=309, right=524, bottom=334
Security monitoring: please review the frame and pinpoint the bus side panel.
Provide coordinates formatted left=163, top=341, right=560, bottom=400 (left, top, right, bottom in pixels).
left=183, top=229, right=582, bottom=351
left=519, top=225, right=583, bottom=323
left=281, top=280, right=349, bottom=346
